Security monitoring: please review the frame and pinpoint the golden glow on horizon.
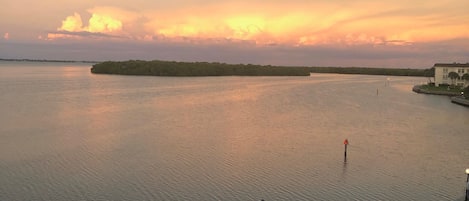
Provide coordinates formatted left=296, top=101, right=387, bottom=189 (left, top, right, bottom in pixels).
left=225, top=16, right=265, bottom=40
left=48, top=2, right=469, bottom=46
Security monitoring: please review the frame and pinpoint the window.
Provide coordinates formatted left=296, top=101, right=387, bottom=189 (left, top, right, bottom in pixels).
left=443, top=75, right=448, bottom=79
left=443, top=68, right=448, bottom=73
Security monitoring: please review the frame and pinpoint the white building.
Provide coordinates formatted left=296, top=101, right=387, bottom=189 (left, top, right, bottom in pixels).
left=434, top=63, right=469, bottom=87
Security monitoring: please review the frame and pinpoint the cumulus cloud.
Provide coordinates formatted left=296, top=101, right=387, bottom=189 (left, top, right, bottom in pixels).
left=58, top=12, right=83, bottom=32
left=4, top=0, right=469, bottom=68
left=51, top=7, right=137, bottom=39
left=48, top=1, right=469, bottom=47
left=139, top=1, right=469, bottom=46
left=87, top=13, right=122, bottom=33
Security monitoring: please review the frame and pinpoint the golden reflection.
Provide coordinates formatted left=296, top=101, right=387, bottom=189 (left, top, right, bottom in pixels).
left=150, top=81, right=262, bottom=109
left=58, top=66, right=83, bottom=77
left=49, top=68, right=122, bottom=174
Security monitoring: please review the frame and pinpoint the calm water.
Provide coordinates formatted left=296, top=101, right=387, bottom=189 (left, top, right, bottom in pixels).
left=1, top=62, right=468, bottom=201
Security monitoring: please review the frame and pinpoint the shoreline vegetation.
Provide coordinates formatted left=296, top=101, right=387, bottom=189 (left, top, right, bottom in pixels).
left=90, top=60, right=435, bottom=77
left=91, top=60, right=311, bottom=76
left=1, top=58, right=435, bottom=77
left=413, top=84, right=469, bottom=107
left=412, top=85, right=461, bottom=96
left=0, top=58, right=98, bottom=64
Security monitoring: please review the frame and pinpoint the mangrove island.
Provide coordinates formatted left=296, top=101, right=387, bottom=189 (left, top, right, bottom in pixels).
left=90, top=60, right=435, bottom=77
left=91, top=60, right=311, bottom=76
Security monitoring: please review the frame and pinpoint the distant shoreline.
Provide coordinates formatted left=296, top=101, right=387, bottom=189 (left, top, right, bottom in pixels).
left=90, top=60, right=434, bottom=77
left=1, top=58, right=434, bottom=77
left=91, top=60, right=311, bottom=76
left=0, top=58, right=98, bottom=64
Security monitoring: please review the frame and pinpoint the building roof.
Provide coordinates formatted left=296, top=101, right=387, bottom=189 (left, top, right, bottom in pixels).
left=434, top=63, right=469, bottom=67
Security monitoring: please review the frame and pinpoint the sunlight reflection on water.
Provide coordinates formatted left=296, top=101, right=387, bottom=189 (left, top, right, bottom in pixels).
left=1, top=64, right=468, bottom=201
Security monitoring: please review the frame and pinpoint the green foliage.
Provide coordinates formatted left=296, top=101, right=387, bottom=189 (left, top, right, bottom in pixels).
left=462, top=73, right=469, bottom=81
left=91, top=60, right=311, bottom=76
left=309, top=66, right=432, bottom=77
left=448, top=72, right=460, bottom=85
left=448, top=72, right=460, bottom=79
left=420, top=84, right=462, bottom=93
left=438, top=83, right=450, bottom=88
left=91, top=60, right=435, bottom=77
left=464, top=86, right=469, bottom=99
left=423, top=67, right=435, bottom=77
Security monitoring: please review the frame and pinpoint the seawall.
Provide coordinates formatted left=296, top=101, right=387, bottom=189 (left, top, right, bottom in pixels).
left=450, top=96, right=469, bottom=107
left=412, top=85, right=460, bottom=96
left=413, top=85, right=469, bottom=107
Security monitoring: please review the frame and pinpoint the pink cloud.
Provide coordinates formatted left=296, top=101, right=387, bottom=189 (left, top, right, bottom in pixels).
left=45, top=1, right=469, bottom=49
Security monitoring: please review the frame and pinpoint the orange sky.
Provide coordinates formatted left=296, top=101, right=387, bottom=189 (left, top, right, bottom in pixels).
left=1, top=0, right=469, bottom=67
left=44, top=1, right=469, bottom=46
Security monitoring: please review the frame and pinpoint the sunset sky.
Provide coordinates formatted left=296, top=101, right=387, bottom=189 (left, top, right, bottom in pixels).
left=1, top=0, right=469, bottom=68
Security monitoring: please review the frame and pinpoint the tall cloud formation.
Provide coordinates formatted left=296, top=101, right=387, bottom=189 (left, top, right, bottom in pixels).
left=49, top=1, right=469, bottom=47
left=14, top=1, right=465, bottom=67
left=59, top=13, right=83, bottom=32
left=49, top=7, right=131, bottom=39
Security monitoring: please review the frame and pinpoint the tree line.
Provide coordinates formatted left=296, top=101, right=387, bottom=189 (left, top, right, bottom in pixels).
left=309, top=66, right=434, bottom=77
left=91, top=60, right=311, bottom=76
left=91, top=60, right=435, bottom=77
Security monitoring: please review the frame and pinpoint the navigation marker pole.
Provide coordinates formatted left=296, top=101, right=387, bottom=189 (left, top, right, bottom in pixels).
left=465, top=168, right=469, bottom=201
left=344, top=139, right=349, bottom=161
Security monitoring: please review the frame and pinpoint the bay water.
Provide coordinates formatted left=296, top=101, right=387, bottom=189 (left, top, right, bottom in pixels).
left=1, top=62, right=468, bottom=200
